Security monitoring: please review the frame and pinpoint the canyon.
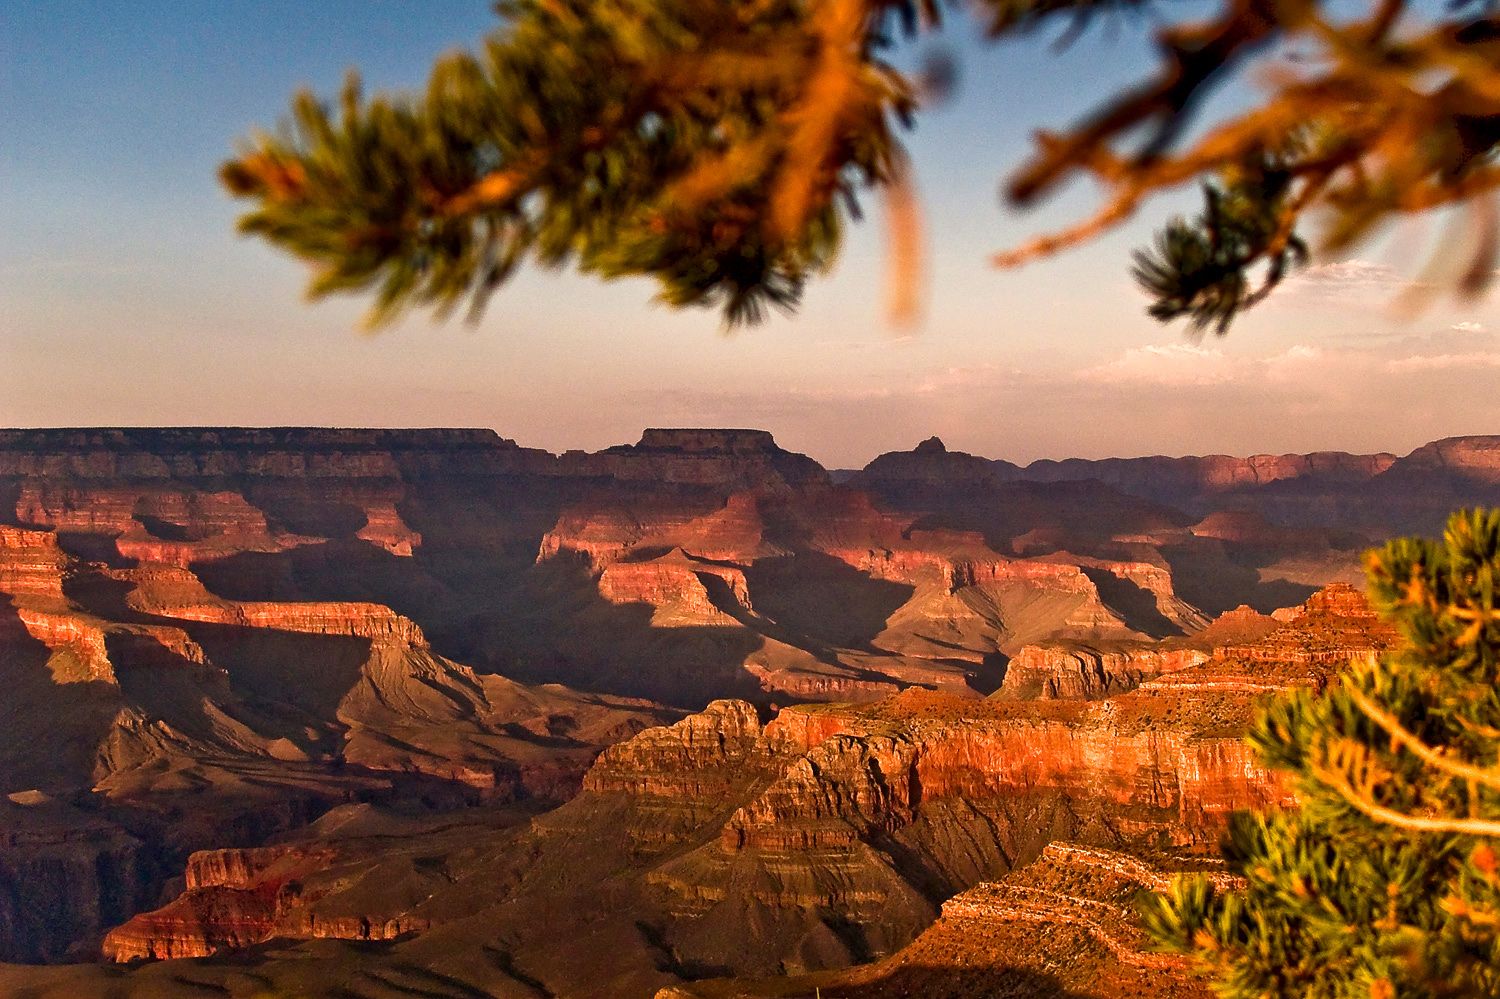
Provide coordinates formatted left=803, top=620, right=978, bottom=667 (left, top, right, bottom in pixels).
left=0, top=427, right=1492, bottom=996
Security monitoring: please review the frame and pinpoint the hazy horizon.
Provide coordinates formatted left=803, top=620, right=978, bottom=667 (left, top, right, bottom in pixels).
left=4, top=2, right=1498, bottom=467
left=0, top=421, right=1485, bottom=470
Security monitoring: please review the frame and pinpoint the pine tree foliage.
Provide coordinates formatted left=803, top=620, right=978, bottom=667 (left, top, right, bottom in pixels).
left=1145, top=509, right=1500, bottom=998
left=222, top=0, right=920, bottom=328
left=1131, top=166, right=1309, bottom=335
left=223, top=0, right=1500, bottom=329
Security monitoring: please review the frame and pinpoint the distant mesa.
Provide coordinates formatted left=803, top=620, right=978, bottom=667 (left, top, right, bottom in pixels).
left=636, top=428, right=780, bottom=453
left=914, top=436, right=947, bottom=454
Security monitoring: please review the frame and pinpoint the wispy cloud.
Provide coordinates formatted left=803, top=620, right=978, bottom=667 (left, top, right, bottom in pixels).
left=1385, top=352, right=1500, bottom=372
left=1270, top=259, right=1428, bottom=313
left=1293, top=260, right=1407, bottom=290
left=1079, top=343, right=1241, bottom=387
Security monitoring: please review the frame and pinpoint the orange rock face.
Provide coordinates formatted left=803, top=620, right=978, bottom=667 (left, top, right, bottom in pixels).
left=1204, top=583, right=1397, bottom=676
left=1015, top=450, right=1399, bottom=497
left=598, top=550, right=752, bottom=624
left=1396, top=435, right=1500, bottom=483
left=999, top=642, right=1208, bottom=699
left=99, top=843, right=398, bottom=962
left=0, top=526, right=68, bottom=601
left=124, top=563, right=429, bottom=644
left=666, top=843, right=1234, bottom=999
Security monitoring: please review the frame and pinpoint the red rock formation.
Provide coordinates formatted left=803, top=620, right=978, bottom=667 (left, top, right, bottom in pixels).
left=665, top=843, right=1231, bottom=999
left=125, top=564, right=427, bottom=643
left=555, top=428, right=828, bottom=490
left=584, top=700, right=766, bottom=798
left=1014, top=449, right=1398, bottom=498
left=1392, top=435, right=1500, bottom=483
left=598, top=550, right=752, bottom=625
left=54, top=583, right=1402, bottom=993
left=718, top=698, right=1291, bottom=857
left=100, top=844, right=353, bottom=961
left=1142, top=585, right=1397, bottom=695
left=1213, top=583, right=1395, bottom=667
left=4, top=425, right=1495, bottom=989
left=0, top=526, right=68, bottom=601
left=353, top=500, right=421, bottom=555
left=545, top=493, right=781, bottom=571
left=999, top=642, right=1207, bottom=699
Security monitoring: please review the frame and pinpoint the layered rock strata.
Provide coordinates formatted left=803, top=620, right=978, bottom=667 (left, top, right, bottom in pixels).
left=661, top=842, right=1234, bottom=999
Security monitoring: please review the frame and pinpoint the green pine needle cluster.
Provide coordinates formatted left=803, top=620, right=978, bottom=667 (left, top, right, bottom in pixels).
left=1145, top=509, right=1500, bottom=998
left=221, top=0, right=919, bottom=329
left=1132, top=165, right=1309, bottom=336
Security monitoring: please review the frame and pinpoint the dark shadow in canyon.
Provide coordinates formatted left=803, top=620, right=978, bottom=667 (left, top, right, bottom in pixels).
left=55, top=530, right=138, bottom=568
left=0, top=598, right=122, bottom=794
left=506, top=554, right=769, bottom=707
left=192, top=537, right=780, bottom=709
left=1157, top=543, right=1318, bottom=616
left=743, top=553, right=914, bottom=651
left=968, top=651, right=1009, bottom=695
left=244, top=489, right=370, bottom=540
left=1080, top=568, right=1182, bottom=638
left=0, top=480, right=20, bottom=527
left=179, top=622, right=373, bottom=734
left=61, top=564, right=146, bottom=622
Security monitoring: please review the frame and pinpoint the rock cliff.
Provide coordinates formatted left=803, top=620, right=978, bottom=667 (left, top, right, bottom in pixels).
left=664, top=842, right=1231, bottom=998
left=998, top=641, right=1208, bottom=698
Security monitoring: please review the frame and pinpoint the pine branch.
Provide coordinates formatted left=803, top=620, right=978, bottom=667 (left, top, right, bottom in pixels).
left=1344, top=671, right=1500, bottom=796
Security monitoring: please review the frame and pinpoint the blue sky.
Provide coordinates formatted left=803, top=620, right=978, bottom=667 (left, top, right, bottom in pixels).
left=3, top=1, right=1497, bottom=465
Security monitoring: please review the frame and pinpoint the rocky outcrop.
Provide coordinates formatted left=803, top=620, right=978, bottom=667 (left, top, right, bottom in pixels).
left=124, top=564, right=428, bottom=644
left=857, top=436, right=1017, bottom=489
left=543, top=493, right=779, bottom=571
left=998, top=642, right=1207, bottom=699
left=554, top=429, right=828, bottom=491
left=599, top=551, right=752, bottom=621
left=0, top=526, right=69, bottom=600
left=1214, top=583, right=1395, bottom=667
left=1141, top=584, right=1397, bottom=696
left=666, top=843, right=1229, bottom=999
left=353, top=500, right=421, bottom=555
left=582, top=700, right=777, bottom=853
left=1009, top=450, right=1398, bottom=502
left=1389, top=435, right=1500, bottom=483
left=101, top=844, right=349, bottom=961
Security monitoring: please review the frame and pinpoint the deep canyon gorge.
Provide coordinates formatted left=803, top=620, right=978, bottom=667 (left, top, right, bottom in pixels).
left=0, top=426, right=1496, bottom=998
